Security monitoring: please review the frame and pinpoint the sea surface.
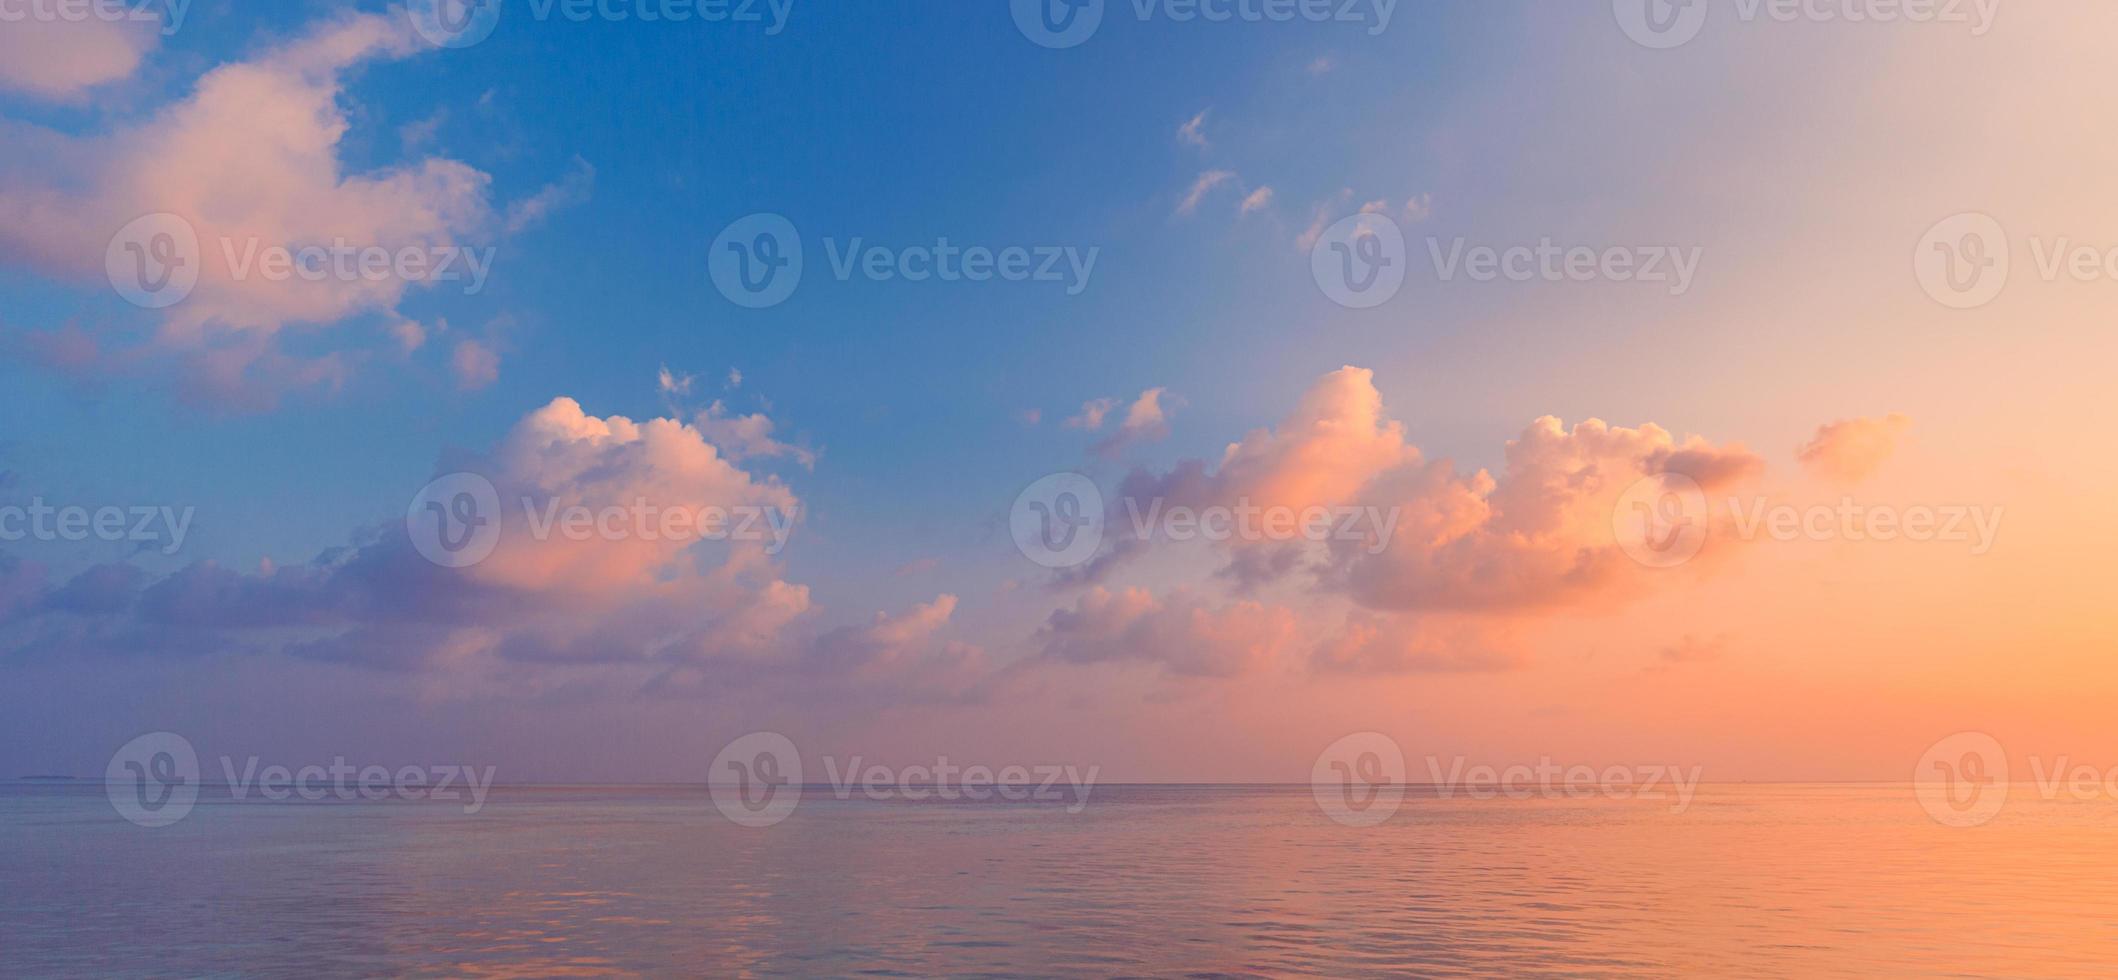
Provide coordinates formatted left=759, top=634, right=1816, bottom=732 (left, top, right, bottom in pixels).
left=3, top=783, right=2114, bottom=977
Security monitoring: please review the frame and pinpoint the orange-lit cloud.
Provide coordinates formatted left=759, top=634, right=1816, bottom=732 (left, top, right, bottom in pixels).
left=1798, top=413, right=1911, bottom=484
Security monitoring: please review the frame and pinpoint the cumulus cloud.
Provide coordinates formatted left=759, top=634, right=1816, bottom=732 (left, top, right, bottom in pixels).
left=0, top=13, right=581, bottom=407
left=1096, top=366, right=1765, bottom=620
left=0, top=15, right=160, bottom=99
left=1797, top=413, right=1911, bottom=483
left=0, top=396, right=964, bottom=703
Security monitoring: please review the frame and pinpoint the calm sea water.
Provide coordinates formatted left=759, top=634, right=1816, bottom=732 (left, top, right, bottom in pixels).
left=3, top=783, right=2114, bottom=977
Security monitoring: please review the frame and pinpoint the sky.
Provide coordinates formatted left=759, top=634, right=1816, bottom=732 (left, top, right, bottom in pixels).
left=0, top=0, right=2112, bottom=783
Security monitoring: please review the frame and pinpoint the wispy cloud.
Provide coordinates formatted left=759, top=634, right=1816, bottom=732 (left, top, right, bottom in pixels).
left=1176, top=170, right=1238, bottom=216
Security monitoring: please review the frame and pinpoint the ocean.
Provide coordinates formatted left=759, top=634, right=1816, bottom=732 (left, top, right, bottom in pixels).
left=3, top=783, right=2113, bottom=977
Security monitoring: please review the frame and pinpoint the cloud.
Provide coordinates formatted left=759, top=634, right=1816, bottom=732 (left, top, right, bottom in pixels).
left=694, top=401, right=816, bottom=468
left=1296, top=191, right=1430, bottom=249
left=1107, top=367, right=1764, bottom=610
left=1064, top=398, right=1115, bottom=431
left=0, top=12, right=567, bottom=407
left=0, top=396, right=986, bottom=707
left=0, top=15, right=160, bottom=99
left=1240, top=186, right=1275, bottom=215
left=1176, top=109, right=1210, bottom=148
left=1306, top=55, right=1337, bottom=75
left=1313, top=612, right=1519, bottom=674
left=1176, top=170, right=1238, bottom=216
left=1037, top=587, right=1296, bottom=678
left=1091, top=388, right=1176, bottom=458
left=657, top=365, right=695, bottom=396
left=398, top=109, right=448, bottom=152
left=451, top=339, right=500, bottom=390
left=1295, top=190, right=1355, bottom=250
left=1797, top=413, right=1911, bottom=483
left=503, top=157, right=596, bottom=235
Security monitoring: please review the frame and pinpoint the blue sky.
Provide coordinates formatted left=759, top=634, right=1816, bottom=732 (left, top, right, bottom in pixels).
left=4, top=1, right=2109, bottom=782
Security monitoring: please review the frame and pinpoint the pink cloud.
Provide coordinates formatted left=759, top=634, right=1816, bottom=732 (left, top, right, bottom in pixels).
left=451, top=339, right=500, bottom=391
left=1091, top=387, right=1177, bottom=458
left=1038, top=587, right=1297, bottom=678
left=0, top=13, right=583, bottom=407
left=0, top=16, right=159, bottom=99
left=1797, top=413, right=1911, bottom=483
